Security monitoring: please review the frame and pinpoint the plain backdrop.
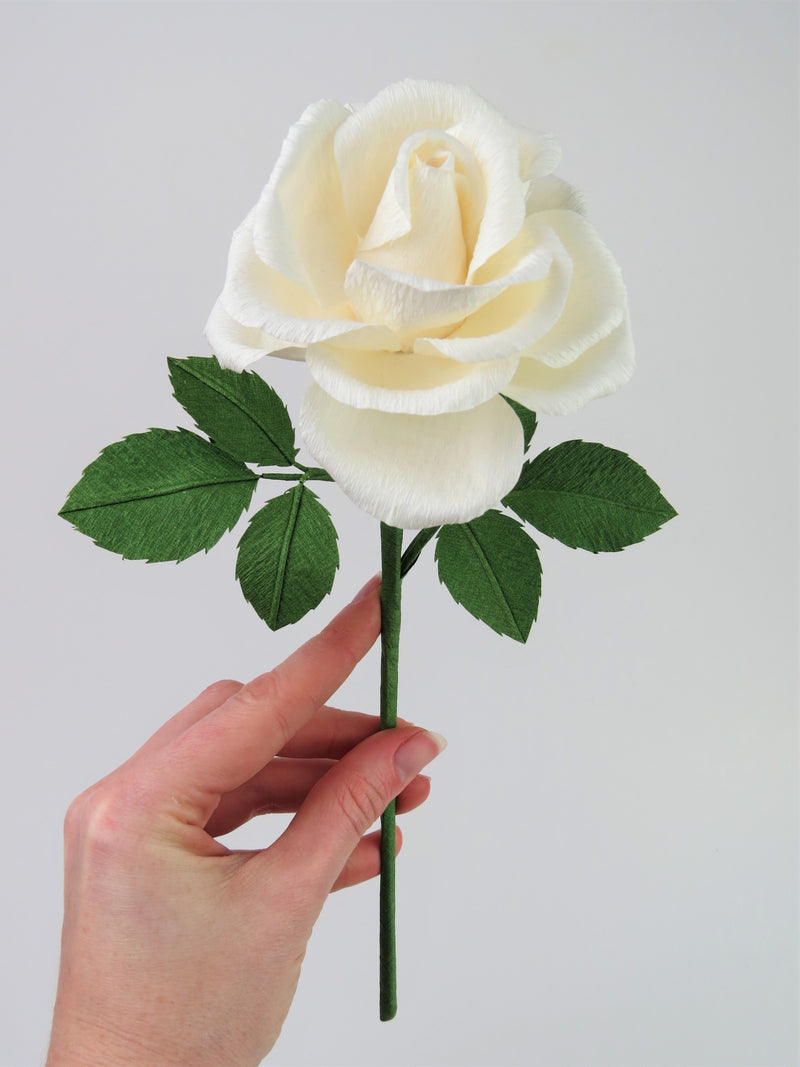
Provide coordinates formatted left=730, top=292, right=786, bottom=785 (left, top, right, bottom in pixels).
left=1, top=3, right=797, bottom=1065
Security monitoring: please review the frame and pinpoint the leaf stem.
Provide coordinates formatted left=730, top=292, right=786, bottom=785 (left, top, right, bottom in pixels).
left=258, top=468, right=333, bottom=482
left=400, top=527, right=439, bottom=578
left=379, top=523, right=403, bottom=1022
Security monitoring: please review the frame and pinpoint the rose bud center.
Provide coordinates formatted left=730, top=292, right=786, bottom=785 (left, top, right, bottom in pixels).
left=356, top=131, right=485, bottom=286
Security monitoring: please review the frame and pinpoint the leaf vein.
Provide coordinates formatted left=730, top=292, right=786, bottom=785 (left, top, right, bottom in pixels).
left=515, top=487, right=673, bottom=517
left=270, top=486, right=304, bottom=628
left=60, top=475, right=257, bottom=514
left=463, top=524, right=520, bottom=639
left=178, top=363, right=295, bottom=466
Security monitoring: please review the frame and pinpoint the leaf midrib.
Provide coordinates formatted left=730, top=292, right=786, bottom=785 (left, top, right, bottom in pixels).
left=178, top=363, right=295, bottom=466
left=60, top=474, right=257, bottom=515
left=510, top=485, right=673, bottom=518
left=463, top=523, right=521, bottom=640
left=269, top=486, right=304, bottom=628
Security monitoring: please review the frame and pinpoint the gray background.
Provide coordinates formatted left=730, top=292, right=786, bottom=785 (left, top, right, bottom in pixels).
left=1, top=2, right=797, bottom=1065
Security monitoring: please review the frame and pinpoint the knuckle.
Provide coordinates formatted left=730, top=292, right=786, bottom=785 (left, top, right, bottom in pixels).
left=201, top=678, right=242, bottom=704
left=234, top=670, right=295, bottom=749
left=63, top=779, right=145, bottom=858
left=63, top=791, right=89, bottom=843
left=337, top=771, right=386, bottom=837
left=316, top=620, right=361, bottom=678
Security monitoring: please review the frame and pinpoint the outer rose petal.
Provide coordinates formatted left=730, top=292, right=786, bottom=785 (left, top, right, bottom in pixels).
left=206, top=298, right=304, bottom=370
left=299, top=385, right=524, bottom=528
left=517, top=209, right=627, bottom=368
left=305, top=342, right=519, bottom=415
left=219, top=208, right=321, bottom=329
left=525, top=175, right=586, bottom=216
left=251, top=98, right=355, bottom=308
left=517, top=127, right=562, bottom=179
left=504, top=314, right=635, bottom=414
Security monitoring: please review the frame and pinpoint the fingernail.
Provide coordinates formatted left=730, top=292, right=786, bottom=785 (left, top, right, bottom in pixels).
left=395, top=731, right=447, bottom=781
left=353, top=573, right=381, bottom=603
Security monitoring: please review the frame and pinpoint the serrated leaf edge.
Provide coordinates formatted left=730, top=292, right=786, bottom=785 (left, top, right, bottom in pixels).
left=169, top=356, right=297, bottom=466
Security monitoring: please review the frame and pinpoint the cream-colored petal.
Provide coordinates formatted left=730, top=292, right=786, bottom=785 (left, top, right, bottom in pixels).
left=517, top=127, right=562, bottom=178
left=299, top=385, right=524, bottom=528
left=518, top=210, right=627, bottom=367
left=525, top=175, right=586, bottom=216
left=251, top=98, right=356, bottom=308
left=358, top=150, right=468, bottom=283
left=258, top=305, right=402, bottom=352
left=447, top=114, right=527, bottom=280
left=336, top=80, right=530, bottom=284
left=415, top=217, right=573, bottom=363
left=219, top=208, right=321, bottom=329
left=357, top=129, right=483, bottom=257
left=305, top=342, right=519, bottom=415
left=205, top=298, right=304, bottom=370
left=504, top=314, right=635, bottom=414
left=335, top=80, right=501, bottom=238
left=344, top=246, right=552, bottom=341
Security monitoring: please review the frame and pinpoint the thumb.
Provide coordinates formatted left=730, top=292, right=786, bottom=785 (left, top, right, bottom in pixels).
left=273, top=727, right=446, bottom=896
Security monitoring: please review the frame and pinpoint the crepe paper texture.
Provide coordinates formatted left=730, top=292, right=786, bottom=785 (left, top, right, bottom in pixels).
left=60, top=79, right=677, bottom=1023
left=206, top=79, right=636, bottom=531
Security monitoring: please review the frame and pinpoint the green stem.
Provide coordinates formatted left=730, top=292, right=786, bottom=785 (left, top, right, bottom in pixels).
left=258, top=467, right=333, bottom=482
left=379, top=523, right=402, bottom=1022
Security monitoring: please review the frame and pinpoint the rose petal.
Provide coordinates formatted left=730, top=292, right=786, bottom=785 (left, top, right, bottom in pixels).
left=516, top=210, right=627, bottom=367
left=517, top=127, right=562, bottom=179
left=219, top=208, right=321, bottom=329
left=447, top=113, right=527, bottom=278
left=335, top=80, right=498, bottom=238
left=357, top=129, right=484, bottom=258
left=334, top=80, right=529, bottom=277
left=305, top=342, right=519, bottom=415
left=504, top=314, right=635, bottom=414
left=205, top=298, right=304, bottom=370
left=414, top=217, right=573, bottom=362
left=357, top=148, right=468, bottom=283
left=344, top=247, right=552, bottom=342
left=299, top=385, right=524, bottom=528
left=251, top=98, right=356, bottom=308
left=525, top=175, right=586, bottom=216
left=258, top=305, right=402, bottom=352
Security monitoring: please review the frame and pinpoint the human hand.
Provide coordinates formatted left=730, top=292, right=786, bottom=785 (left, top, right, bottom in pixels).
left=47, top=576, right=445, bottom=1066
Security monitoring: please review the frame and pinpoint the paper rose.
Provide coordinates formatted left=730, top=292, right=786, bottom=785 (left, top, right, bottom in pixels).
left=61, top=78, right=674, bottom=1026
left=206, top=79, right=635, bottom=529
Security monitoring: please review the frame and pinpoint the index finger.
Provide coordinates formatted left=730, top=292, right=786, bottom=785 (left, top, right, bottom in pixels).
left=150, top=576, right=382, bottom=821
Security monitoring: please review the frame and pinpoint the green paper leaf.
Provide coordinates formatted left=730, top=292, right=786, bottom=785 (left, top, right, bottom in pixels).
left=59, top=428, right=258, bottom=562
left=435, top=511, right=541, bottom=642
left=168, top=355, right=297, bottom=466
left=504, top=440, right=677, bottom=552
left=236, top=484, right=339, bottom=629
left=502, top=395, right=538, bottom=452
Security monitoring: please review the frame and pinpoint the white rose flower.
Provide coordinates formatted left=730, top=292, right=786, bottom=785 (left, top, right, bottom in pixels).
left=207, top=80, right=634, bottom=529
